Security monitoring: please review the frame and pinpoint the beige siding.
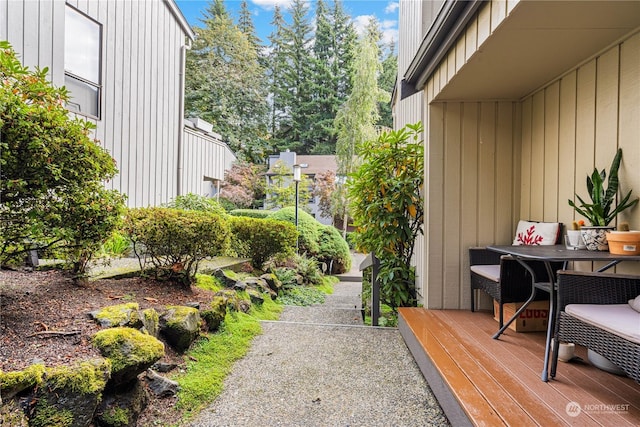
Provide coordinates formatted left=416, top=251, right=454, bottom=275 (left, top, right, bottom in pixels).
left=422, top=100, right=519, bottom=309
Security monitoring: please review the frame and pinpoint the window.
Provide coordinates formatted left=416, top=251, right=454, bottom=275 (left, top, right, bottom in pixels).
left=64, top=5, right=102, bottom=118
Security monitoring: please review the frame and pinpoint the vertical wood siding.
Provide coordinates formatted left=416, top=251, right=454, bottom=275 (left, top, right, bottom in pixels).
left=181, top=129, right=236, bottom=196
left=2, top=0, right=201, bottom=208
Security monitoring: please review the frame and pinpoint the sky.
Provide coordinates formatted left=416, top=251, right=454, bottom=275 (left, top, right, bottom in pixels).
left=175, top=0, right=400, bottom=48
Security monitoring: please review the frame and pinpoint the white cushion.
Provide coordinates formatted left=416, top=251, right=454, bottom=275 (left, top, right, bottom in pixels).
left=512, top=220, right=560, bottom=246
left=566, top=303, right=640, bottom=345
left=470, top=265, right=501, bottom=282
left=629, top=295, right=640, bottom=313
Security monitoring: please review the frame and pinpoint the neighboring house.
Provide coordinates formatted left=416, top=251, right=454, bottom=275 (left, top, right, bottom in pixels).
left=395, top=1, right=640, bottom=309
left=0, top=0, right=235, bottom=207
left=266, top=151, right=338, bottom=225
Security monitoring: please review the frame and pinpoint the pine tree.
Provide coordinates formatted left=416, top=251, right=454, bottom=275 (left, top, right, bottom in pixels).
left=279, top=0, right=314, bottom=154
left=266, top=5, right=289, bottom=152
left=185, top=0, right=269, bottom=162
left=237, top=0, right=261, bottom=52
left=305, top=0, right=337, bottom=154
left=332, top=1, right=357, bottom=103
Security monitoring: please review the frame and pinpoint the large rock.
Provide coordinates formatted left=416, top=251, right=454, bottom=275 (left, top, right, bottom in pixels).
left=144, top=369, right=180, bottom=397
left=92, top=328, right=164, bottom=387
left=28, top=359, right=110, bottom=427
left=0, top=364, right=45, bottom=401
left=140, top=308, right=159, bottom=337
left=89, top=303, right=143, bottom=329
left=201, top=296, right=227, bottom=332
left=260, top=273, right=282, bottom=293
left=94, top=380, right=148, bottom=427
left=245, top=277, right=276, bottom=300
left=213, top=269, right=242, bottom=288
left=159, top=306, right=201, bottom=352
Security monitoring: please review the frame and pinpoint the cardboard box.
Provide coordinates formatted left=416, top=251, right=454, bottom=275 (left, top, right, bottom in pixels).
left=493, top=300, right=549, bottom=332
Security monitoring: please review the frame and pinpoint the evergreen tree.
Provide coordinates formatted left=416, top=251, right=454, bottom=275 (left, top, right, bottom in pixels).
left=305, top=0, right=337, bottom=154
left=185, top=0, right=269, bottom=162
left=279, top=0, right=314, bottom=154
left=266, top=5, right=289, bottom=152
left=332, top=1, right=356, bottom=103
left=237, top=0, right=261, bottom=52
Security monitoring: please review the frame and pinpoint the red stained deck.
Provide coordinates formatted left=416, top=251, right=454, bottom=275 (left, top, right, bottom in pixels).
left=398, top=308, right=640, bottom=426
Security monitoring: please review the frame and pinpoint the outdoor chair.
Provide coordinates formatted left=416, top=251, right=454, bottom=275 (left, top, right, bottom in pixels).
left=469, top=221, right=563, bottom=327
left=552, top=270, right=640, bottom=383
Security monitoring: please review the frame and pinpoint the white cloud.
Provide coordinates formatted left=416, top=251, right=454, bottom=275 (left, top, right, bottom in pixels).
left=352, top=14, right=375, bottom=37
left=385, top=2, right=399, bottom=14
left=251, top=0, right=295, bottom=11
left=352, top=15, right=398, bottom=47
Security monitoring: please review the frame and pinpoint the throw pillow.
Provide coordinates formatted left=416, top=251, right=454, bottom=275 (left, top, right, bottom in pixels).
left=629, top=295, right=640, bottom=313
left=512, top=220, right=560, bottom=246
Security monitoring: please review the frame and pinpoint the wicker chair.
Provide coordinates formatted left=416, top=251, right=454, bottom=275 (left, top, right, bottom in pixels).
left=469, top=248, right=561, bottom=327
left=552, top=270, right=640, bottom=382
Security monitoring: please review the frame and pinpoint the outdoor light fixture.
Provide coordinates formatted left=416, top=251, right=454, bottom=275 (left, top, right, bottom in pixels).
left=293, top=164, right=302, bottom=252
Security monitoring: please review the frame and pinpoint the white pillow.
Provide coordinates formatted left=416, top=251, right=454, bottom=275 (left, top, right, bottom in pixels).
left=512, top=220, right=560, bottom=246
left=629, top=295, right=640, bottom=313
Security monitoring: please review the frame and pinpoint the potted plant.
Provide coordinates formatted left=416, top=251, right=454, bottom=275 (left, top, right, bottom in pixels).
left=568, top=148, right=638, bottom=251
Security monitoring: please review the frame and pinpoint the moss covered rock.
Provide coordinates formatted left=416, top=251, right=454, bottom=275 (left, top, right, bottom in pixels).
left=159, top=306, right=201, bottom=352
left=201, top=296, right=228, bottom=332
left=0, top=363, right=45, bottom=400
left=140, top=308, right=159, bottom=337
left=89, top=303, right=143, bottom=329
left=92, top=328, right=164, bottom=387
left=29, top=359, right=111, bottom=427
left=95, top=380, right=148, bottom=427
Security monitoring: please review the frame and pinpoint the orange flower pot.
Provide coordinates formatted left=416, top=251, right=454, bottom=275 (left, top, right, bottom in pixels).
left=605, top=231, right=640, bottom=255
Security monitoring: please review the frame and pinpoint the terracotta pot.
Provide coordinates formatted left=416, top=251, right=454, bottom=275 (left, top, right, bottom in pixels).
left=580, top=226, right=614, bottom=251
left=605, top=231, right=640, bottom=255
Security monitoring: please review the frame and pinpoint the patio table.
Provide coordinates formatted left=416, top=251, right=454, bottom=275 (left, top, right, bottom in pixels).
left=486, top=244, right=640, bottom=382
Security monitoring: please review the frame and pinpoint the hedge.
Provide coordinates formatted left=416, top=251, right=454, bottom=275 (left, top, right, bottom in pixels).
left=228, top=216, right=296, bottom=268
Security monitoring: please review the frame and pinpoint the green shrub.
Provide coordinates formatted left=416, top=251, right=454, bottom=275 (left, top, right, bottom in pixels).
left=317, top=226, right=351, bottom=274
left=228, top=216, right=296, bottom=269
left=124, top=207, right=232, bottom=286
left=266, top=207, right=351, bottom=274
left=164, top=193, right=227, bottom=216
left=101, top=230, right=132, bottom=257
left=266, top=207, right=320, bottom=255
left=229, top=209, right=271, bottom=219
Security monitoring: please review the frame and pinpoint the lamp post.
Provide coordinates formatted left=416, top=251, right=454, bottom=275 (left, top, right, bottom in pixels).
left=293, top=164, right=301, bottom=252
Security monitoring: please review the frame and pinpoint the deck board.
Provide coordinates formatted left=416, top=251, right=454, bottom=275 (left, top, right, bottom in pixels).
left=399, top=308, right=640, bottom=426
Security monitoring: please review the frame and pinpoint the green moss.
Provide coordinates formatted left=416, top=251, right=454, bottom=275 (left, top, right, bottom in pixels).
left=0, top=364, right=45, bottom=395
left=93, top=302, right=140, bottom=327
left=195, top=274, right=223, bottom=292
left=92, top=327, right=164, bottom=372
left=142, top=308, right=159, bottom=335
left=101, top=406, right=130, bottom=426
left=165, top=306, right=200, bottom=329
left=30, top=399, right=74, bottom=427
left=46, top=359, right=110, bottom=395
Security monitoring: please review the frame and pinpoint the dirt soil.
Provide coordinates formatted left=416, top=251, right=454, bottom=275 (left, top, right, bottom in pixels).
left=0, top=267, right=218, bottom=426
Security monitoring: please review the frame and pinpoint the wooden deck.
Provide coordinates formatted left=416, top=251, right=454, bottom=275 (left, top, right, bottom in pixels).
left=398, top=308, right=640, bottom=426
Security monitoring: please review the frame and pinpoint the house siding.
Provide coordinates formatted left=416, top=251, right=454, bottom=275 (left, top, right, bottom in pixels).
left=397, top=0, right=640, bottom=309
left=1, top=0, right=232, bottom=209
left=181, top=128, right=236, bottom=197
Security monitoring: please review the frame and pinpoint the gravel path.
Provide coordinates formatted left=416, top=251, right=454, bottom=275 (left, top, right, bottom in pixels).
left=189, top=271, right=450, bottom=427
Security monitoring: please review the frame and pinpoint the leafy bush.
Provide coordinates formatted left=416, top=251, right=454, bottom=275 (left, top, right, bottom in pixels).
left=279, top=286, right=326, bottom=306
left=101, top=230, right=132, bottom=257
left=266, top=207, right=351, bottom=274
left=164, top=193, right=227, bottom=216
left=124, top=207, right=232, bottom=286
left=229, top=209, right=271, bottom=219
left=266, top=207, right=320, bottom=256
left=0, top=42, right=126, bottom=272
left=317, top=225, right=352, bottom=274
left=228, top=216, right=296, bottom=269
left=264, top=254, right=323, bottom=287
left=348, top=123, right=424, bottom=309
